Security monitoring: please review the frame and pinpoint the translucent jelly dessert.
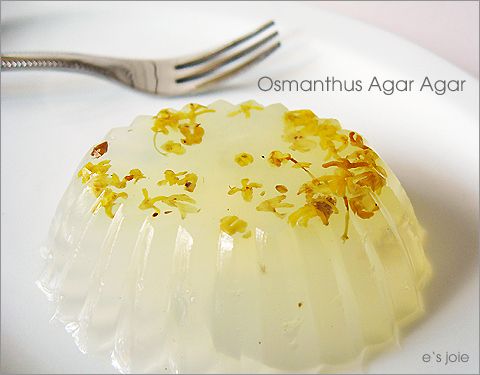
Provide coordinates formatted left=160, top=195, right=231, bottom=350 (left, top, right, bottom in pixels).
left=38, top=100, right=431, bottom=373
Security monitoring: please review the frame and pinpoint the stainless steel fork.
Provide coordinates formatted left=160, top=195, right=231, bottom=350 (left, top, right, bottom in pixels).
left=0, top=21, right=280, bottom=96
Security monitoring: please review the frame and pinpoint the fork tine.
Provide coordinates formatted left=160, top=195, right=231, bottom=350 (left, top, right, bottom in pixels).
left=189, top=41, right=281, bottom=92
left=175, top=20, right=275, bottom=69
left=175, top=31, right=279, bottom=83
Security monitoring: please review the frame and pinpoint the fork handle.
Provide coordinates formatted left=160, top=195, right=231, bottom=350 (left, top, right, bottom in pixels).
left=1, top=53, right=122, bottom=79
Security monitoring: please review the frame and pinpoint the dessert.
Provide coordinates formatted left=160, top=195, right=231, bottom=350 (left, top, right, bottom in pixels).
left=38, top=100, right=431, bottom=373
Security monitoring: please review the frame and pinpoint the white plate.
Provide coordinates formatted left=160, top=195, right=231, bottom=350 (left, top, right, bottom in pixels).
left=1, top=2, right=478, bottom=374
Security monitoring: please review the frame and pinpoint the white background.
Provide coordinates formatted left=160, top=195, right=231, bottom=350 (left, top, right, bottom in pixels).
left=319, top=1, right=479, bottom=78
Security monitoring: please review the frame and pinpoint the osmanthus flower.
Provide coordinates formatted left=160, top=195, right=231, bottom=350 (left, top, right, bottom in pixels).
left=228, top=178, right=263, bottom=202
left=89, top=168, right=145, bottom=196
left=349, top=193, right=379, bottom=219
left=283, top=109, right=349, bottom=157
left=77, top=160, right=147, bottom=218
left=152, top=103, right=215, bottom=155
left=281, top=114, right=388, bottom=236
left=283, top=134, right=317, bottom=153
left=219, top=215, right=250, bottom=238
left=348, top=131, right=368, bottom=149
left=160, top=140, right=185, bottom=155
left=139, top=189, right=199, bottom=219
left=234, top=152, right=254, bottom=167
left=77, top=160, right=111, bottom=183
left=283, top=110, right=319, bottom=152
left=288, top=195, right=338, bottom=227
left=182, top=103, right=215, bottom=124
left=180, top=124, right=205, bottom=146
left=151, top=109, right=180, bottom=134
left=124, top=169, right=146, bottom=184
left=298, top=170, right=350, bottom=198
left=322, top=158, right=370, bottom=170
left=354, top=171, right=386, bottom=194
left=348, top=148, right=381, bottom=166
left=155, top=194, right=199, bottom=219
left=316, top=119, right=349, bottom=159
left=158, top=170, right=198, bottom=193
left=152, top=104, right=213, bottom=133
left=267, top=150, right=314, bottom=178
left=93, top=188, right=128, bottom=219
left=292, top=161, right=312, bottom=169
left=228, top=100, right=263, bottom=118
left=268, top=151, right=292, bottom=167
left=89, top=173, right=126, bottom=197
left=256, top=195, right=294, bottom=218
left=321, top=153, right=387, bottom=196
left=138, top=188, right=164, bottom=214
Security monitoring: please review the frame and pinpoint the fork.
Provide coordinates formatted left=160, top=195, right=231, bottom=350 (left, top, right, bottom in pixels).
left=0, top=21, right=280, bottom=96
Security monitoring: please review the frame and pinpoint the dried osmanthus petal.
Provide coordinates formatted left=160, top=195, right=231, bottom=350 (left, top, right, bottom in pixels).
left=256, top=195, right=294, bottom=218
left=275, top=184, right=288, bottom=193
left=161, top=140, right=186, bottom=155
left=152, top=103, right=215, bottom=155
left=228, top=178, right=263, bottom=202
left=158, top=170, right=198, bottom=192
left=91, top=141, right=108, bottom=158
left=219, top=215, right=249, bottom=236
left=124, top=169, right=145, bottom=183
left=234, top=152, right=254, bottom=167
